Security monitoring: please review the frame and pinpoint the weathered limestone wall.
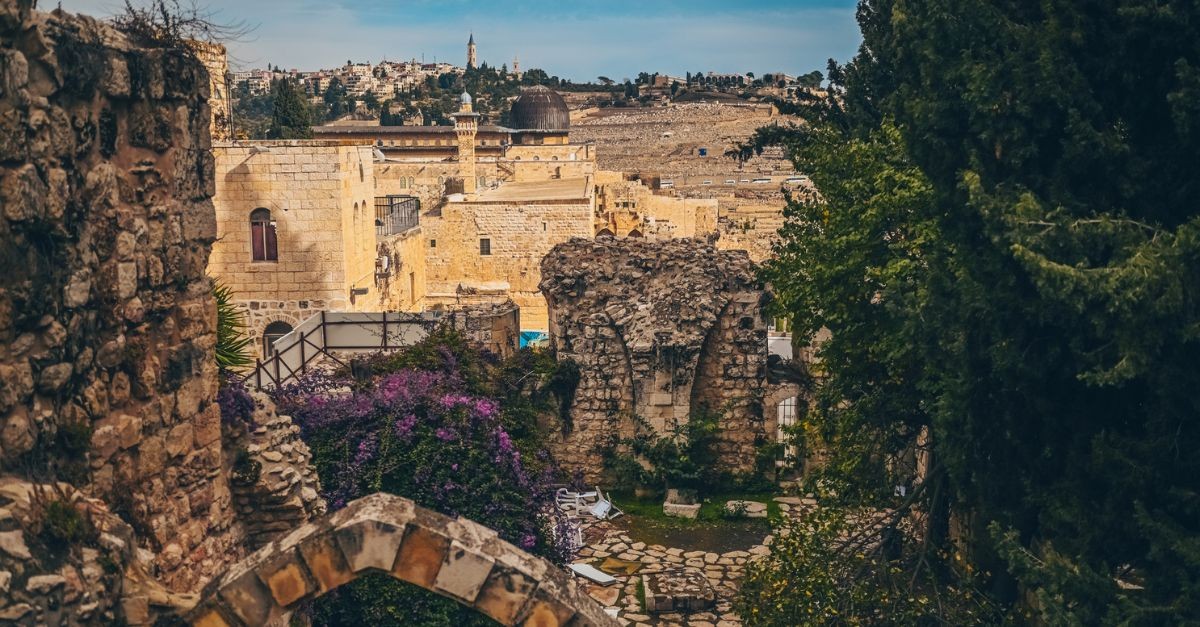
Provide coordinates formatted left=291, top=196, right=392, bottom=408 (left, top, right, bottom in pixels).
left=208, top=141, right=377, bottom=352
left=188, top=41, right=229, bottom=142
left=0, top=4, right=241, bottom=591
left=594, top=171, right=718, bottom=239
left=376, top=226, right=427, bottom=312
left=424, top=198, right=594, bottom=331
left=715, top=202, right=786, bottom=263
left=540, top=238, right=771, bottom=479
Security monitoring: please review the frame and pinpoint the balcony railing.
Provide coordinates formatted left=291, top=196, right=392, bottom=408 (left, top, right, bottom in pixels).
left=375, top=195, right=420, bottom=236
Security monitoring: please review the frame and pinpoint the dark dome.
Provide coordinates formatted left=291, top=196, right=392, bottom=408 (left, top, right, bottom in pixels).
left=509, top=86, right=569, bottom=131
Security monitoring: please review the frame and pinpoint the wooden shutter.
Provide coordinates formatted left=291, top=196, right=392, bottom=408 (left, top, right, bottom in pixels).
left=251, top=221, right=265, bottom=261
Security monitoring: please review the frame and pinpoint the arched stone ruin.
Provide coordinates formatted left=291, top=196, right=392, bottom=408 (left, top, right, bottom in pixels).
left=186, top=493, right=617, bottom=627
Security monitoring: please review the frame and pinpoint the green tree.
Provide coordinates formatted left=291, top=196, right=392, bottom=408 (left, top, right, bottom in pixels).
left=267, top=77, right=312, bottom=139
left=741, top=0, right=1200, bottom=623
left=362, top=90, right=379, bottom=112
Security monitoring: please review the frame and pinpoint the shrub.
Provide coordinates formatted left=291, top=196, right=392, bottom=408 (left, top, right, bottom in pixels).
left=736, top=507, right=998, bottom=625
left=602, top=408, right=723, bottom=495
left=36, top=499, right=93, bottom=552
left=212, top=281, right=253, bottom=372
left=216, top=373, right=255, bottom=428
left=276, top=331, right=569, bottom=623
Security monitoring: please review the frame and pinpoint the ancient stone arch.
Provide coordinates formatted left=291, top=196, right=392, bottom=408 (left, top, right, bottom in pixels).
left=186, top=493, right=617, bottom=627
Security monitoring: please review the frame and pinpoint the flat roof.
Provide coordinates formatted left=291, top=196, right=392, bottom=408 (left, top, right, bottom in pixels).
left=313, top=124, right=514, bottom=135
left=472, top=177, right=591, bottom=202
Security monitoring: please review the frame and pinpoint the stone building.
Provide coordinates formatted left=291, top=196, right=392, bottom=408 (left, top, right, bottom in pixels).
left=425, top=178, right=596, bottom=331
left=209, top=57, right=746, bottom=345
left=207, top=141, right=384, bottom=356
left=540, top=238, right=775, bottom=479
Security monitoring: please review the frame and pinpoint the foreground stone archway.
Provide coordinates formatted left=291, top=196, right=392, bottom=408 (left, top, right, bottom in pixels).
left=187, top=493, right=617, bottom=626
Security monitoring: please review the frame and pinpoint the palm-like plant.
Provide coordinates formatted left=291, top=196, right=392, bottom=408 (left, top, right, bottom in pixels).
left=213, top=281, right=253, bottom=372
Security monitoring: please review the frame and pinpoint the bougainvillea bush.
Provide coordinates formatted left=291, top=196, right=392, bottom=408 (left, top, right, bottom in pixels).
left=273, top=328, right=573, bottom=625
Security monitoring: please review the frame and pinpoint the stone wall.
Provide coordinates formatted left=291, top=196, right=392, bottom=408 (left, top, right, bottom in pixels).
left=424, top=197, right=594, bottom=332
left=208, top=141, right=377, bottom=354
left=376, top=225, right=427, bottom=312
left=0, top=4, right=241, bottom=592
left=540, top=237, right=772, bottom=479
left=594, top=170, right=718, bottom=239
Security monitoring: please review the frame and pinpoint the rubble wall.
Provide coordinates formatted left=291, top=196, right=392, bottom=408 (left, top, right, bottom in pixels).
left=540, top=237, right=771, bottom=479
left=0, top=4, right=238, bottom=592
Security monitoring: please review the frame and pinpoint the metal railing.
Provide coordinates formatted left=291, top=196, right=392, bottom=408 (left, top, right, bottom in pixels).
left=243, top=311, right=441, bottom=390
left=375, top=195, right=420, bottom=236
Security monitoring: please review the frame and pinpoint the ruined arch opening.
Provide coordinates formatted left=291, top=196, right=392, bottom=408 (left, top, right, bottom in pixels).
left=185, top=493, right=616, bottom=627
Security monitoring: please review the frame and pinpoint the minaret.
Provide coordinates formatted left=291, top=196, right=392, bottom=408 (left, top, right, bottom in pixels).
left=467, top=33, right=477, bottom=69
left=512, top=55, right=520, bottom=80
left=452, top=91, right=480, bottom=194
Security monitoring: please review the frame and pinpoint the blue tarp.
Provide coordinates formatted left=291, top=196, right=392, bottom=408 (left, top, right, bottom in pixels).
left=520, top=331, right=549, bottom=348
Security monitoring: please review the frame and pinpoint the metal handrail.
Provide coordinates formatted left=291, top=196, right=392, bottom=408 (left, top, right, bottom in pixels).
left=241, top=311, right=440, bottom=390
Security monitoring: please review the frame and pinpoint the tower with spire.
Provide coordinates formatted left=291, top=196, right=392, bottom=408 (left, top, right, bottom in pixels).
left=512, top=55, right=521, bottom=80
left=467, top=33, right=477, bottom=69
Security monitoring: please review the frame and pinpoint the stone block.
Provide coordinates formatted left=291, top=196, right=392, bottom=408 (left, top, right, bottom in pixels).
left=255, top=548, right=315, bottom=607
left=297, top=531, right=354, bottom=593
left=662, top=503, right=700, bottom=519
left=475, top=565, right=539, bottom=625
left=433, top=539, right=494, bottom=603
left=392, top=523, right=448, bottom=588
left=333, top=518, right=405, bottom=573
left=217, top=568, right=274, bottom=626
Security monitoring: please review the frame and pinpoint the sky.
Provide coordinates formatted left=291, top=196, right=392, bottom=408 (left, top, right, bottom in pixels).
left=57, top=0, right=862, bottom=81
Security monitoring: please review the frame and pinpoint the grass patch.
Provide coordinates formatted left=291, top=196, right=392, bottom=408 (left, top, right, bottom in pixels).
left=636, top=575, right=647, bottom=610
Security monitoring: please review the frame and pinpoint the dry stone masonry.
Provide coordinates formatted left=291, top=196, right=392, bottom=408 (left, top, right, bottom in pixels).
left=540, top=237, right=773, bottom=479
left=0, top=1, right=249, bottom=593
left=229, top=393, right=325, bottom=551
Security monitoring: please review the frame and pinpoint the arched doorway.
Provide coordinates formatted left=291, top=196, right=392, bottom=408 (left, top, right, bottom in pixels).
left=262, top=321, right=294, bottom=357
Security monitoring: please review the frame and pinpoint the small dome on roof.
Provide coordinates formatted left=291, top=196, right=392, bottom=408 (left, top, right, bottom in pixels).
left=460, top=91, right=472, bottom=104
left=510, top=85, right=569, bottom=131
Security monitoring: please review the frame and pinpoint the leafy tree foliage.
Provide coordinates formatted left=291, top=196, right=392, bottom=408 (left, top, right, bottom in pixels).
left=212, top=281, right=252, bottom=372
left=743, top=0, right=1200, bottom=623
left=266, top=77, right=312, bottom=139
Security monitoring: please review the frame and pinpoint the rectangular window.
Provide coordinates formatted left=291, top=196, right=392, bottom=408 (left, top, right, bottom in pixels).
left=542, top=221, right=547, bottom=232
left=479, top=238, right=491, bottom=256
left=251, top=220, right=278, bottom=261
left=430, top=239, right=437, bottom=248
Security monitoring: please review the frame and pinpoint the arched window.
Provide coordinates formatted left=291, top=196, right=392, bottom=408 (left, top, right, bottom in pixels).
left=250, top=208, right=278, bottom=261
left=399, top=177, right=407, bottom=189
left=262, top=321, right=294, bottom=357
left=408, top=176, right=415, bottom=187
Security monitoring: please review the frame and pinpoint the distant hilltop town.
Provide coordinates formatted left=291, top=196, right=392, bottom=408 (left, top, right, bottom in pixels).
left=229, top=33, right=816, bottom=101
